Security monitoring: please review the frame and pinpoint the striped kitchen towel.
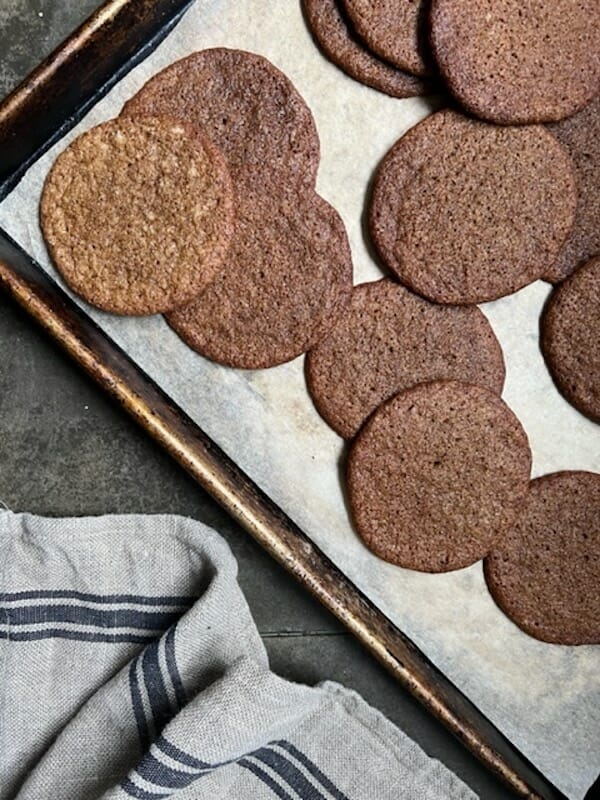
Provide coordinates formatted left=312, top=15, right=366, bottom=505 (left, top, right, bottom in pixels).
left=0, top=511, right=476, bottom=800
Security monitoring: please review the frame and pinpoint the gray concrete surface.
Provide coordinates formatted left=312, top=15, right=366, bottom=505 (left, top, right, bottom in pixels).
left=0, top=2, right=519, bottom=797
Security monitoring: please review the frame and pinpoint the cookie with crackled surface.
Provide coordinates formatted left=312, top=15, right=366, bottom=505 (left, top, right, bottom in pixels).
left=41, top=117, right=234, bottom=316
left=484, top=471, right=600, bottom=645
left=302, top=0, right=430, bottom=98
left=430, top=0, right=600, bottom=124
left=343, top=0, right=433, bottom=76
left=347, top=380, right=532, bottom=573
left=369, top=110, right=576, bottom=304
left=541, top=257, right=600, bottom=423
left=122, top=47, right=321, bottom=188
left=306, top=278, right=505, bottom=438
left=544, top=94, right=600, bottom=283
left=167, top=186, right=353, bottom=370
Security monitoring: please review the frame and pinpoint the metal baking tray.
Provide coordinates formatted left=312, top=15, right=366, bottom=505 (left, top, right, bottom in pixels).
left=0, top=2, right=571, bottom=797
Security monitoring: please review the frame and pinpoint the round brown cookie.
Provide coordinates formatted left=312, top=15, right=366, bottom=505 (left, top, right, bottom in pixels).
left=369, top=110, right=577, bottom=305
left=302, top=0, right=430, bottom=98
left=544, top=94, right=600, bottom=283
left=541, top=257, right=600, bottom=423
left=306, top=279, right=505, bottom=439
left=484, top=472, right=600, bottom=645
left=430, top=0, right=600, bottom=125
left=342, top=0, right=432, bottom=76
left=346, top=380, right=532, bottom=573
left=40, top=117, right=234, bottom=316
left=167, top=186, right=353, bottom=370
left=122, top=48, right=320, bottom=186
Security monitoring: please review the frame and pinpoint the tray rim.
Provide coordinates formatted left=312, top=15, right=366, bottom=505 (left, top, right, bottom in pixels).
left=0, top=2, right=573, bottom=798
left=0, top=0, right=195, bottom=200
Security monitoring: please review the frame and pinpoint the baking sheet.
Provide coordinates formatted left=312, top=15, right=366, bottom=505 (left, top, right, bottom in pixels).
left=1, top=1, right=599, bottom=796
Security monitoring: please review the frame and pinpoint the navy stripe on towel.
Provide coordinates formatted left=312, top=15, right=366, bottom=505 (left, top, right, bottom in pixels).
left=253, top=747, right=326, bottom=800
left=125, top=738, right=213, bottom=798
left=0, top=590, right=193, bottom=606
left=142, top=640, right=172, bottom=734
left=0, top=629, right=154, bottom=644
left=135, top=752, right=206, bottom=790
left=164, top=626, right=186, bottom=710
left=123, top=737, right=348, bottom=800
left=278, top=741, right=351, bottom=800
left=0, top=605, right=180, bottom=630
left=121, top=777, right=169, bottom=799
left=156, top=736, right=210, bottom=770
left=239, top=758, right=295, bottom=800
left=129, top=655, right=150, bottom=751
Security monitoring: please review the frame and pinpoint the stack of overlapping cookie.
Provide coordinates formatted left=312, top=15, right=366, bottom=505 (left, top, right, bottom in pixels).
left=42, top=49, right=353, bottom=368
left=39, top=2, right=598, bottom=646
left=304, top=0, right=599, bottom=645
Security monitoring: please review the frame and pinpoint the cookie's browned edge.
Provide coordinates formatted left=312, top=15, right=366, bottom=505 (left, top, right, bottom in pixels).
left=0, top=2, right=568, bottom=798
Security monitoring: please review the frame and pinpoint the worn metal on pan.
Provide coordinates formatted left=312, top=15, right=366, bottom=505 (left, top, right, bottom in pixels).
left=0, top=2, right=569, bottom=798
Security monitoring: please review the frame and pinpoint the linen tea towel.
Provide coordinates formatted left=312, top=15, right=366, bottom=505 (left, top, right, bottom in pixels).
left=0, top=511, right=476, bottom=800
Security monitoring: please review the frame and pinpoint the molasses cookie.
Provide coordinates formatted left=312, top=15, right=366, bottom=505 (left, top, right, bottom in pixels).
left=343, top=0, right=432, bottom=76
left=167, top=187, right=353, bottom=369
left=369, top=110, right=576, bottom=304
left=40, top=117, right=234, bottom=316
left=541, top=257, right=600, bottom=423
left=302, top=0, right=429, bottom=98
left=347, top=380, right=532, bottom=572
left=430, top=0, right=600, bottom=124
left=122, top=48, right=320, bottom=187
left=306, top=279, right=505, bottom=438
left=484, top=471, right=600, bottom=645
left=544, top=95, right=600, bottom=283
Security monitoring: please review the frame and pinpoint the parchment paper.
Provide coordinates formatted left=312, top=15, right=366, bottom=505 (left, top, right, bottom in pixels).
left=1, top=2, right=599, bottom=796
